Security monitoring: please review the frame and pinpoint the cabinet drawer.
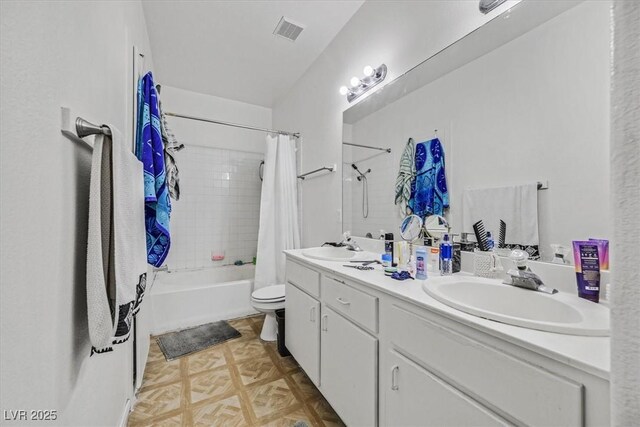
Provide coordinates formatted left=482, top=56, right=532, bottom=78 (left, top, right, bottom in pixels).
left=322, top=275, right=378, bottom=333
left=286, top=260, right=320, bottom=298
left=389, top=305, right=583, bottom=426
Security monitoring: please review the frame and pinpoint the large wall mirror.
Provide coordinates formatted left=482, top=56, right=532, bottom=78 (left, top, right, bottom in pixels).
left=342, top=0, right=610, bottom=262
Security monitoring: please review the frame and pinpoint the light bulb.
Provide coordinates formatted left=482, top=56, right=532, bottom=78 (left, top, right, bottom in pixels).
left=350, top=77, right=361, bottom=87
left=339, top=86, right=349, bottom=95
left=363, top=65, right=374, bottom=77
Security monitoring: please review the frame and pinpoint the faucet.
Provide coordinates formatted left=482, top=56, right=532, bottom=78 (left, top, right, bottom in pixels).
left=339, top=231, right=363, bottom=252
left=503, top=250, right=558, bottom=294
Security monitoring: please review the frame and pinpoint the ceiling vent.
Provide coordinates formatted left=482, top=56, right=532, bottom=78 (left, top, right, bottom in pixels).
left=273, top=16, right=304, bottom=42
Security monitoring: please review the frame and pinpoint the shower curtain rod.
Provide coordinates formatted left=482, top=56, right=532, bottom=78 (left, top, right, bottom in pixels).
left=164, top=112, right=300, bottom=138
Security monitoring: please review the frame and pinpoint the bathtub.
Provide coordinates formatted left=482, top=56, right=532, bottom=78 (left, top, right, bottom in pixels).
left=149, top=264, right=257, bottom=334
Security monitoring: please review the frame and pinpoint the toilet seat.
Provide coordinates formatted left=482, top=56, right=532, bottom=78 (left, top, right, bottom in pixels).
left=251, top=284, right=285, bottom=303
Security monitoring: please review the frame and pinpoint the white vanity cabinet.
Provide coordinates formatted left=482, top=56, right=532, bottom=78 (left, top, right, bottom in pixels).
left=284, top=254, right=610, bottom=427
left=321, top=305, right=377, bottom=427
left=285, top=260, right=379, bottom=426
left=285, top=260, right=321, bottom=385
left=320, top=275, right=378, bottom=427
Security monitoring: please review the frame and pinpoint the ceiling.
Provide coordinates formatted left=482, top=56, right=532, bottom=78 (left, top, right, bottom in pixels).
left=142, top=1, right=364, bottom=108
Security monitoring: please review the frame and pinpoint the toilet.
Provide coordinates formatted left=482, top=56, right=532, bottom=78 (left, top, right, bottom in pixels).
left=250, top=284, right=285, bottom=341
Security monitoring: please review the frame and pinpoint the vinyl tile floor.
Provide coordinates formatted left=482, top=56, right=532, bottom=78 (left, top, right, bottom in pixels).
left=128, top=314, right=345, bottom=427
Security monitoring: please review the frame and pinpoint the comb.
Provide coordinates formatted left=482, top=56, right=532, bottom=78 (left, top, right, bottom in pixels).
left=473, top=220, right=490, bottom=252
left=499, top=220, right=506, bottom=248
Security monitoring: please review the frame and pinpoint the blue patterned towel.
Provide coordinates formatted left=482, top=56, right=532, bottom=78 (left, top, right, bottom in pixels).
left=408, top=138, right=449, bottom=217
left=136, top=72, right=171, bottom=267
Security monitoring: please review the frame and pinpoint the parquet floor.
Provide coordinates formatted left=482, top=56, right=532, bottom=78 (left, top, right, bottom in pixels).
left=128, top=314, right=345, bottom=427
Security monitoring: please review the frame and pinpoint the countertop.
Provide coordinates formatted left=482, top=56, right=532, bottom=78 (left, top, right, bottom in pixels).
left=284, top=249, right=610, bottom=380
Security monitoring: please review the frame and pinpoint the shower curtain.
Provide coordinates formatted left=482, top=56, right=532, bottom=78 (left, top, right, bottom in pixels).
left=254, top=134, right=301, bottom=290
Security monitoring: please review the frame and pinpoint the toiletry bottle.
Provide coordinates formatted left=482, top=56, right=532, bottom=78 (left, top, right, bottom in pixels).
left=381, top=253, right=392, bottom=268
left=486, top=231, right=495, bottom=251
left=452, top=236, right=462, bottom=273
left=429, top=246, right=440, bottom=272
left=416, top=247, right=427, bottom=280
left=407, top=249, right=416, bottom=277
left=440, top=234, right=453, bottom=275
left=393, top=241, right=401, bottom=266
left=385, top=233, right=396, bottom=267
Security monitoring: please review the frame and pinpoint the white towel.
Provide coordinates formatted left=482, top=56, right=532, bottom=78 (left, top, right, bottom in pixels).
left=461, top=183, right=539, bottom=245
left=87, top=127, right=147, bottom=353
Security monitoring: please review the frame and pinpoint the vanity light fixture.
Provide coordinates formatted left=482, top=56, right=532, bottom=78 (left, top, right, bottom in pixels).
left=339, top=64, right=388, bottom=103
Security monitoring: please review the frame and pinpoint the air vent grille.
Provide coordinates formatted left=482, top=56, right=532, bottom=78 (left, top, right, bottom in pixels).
left=273, top=16, right=304, bottom=41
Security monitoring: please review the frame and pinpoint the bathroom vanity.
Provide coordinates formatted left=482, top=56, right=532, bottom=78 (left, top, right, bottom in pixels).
left=284, top=249, right=610, bottom=427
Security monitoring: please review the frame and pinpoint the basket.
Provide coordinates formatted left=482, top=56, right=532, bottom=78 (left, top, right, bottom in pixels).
left=473, top=250, right=504, bottom=279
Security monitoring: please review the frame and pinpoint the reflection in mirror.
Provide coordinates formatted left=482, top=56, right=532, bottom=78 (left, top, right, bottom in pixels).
left=399, top=214, right=423, bottom=242
left=342, top=0, right=611, bottom=263
left=424, top=215, right=449, bottom=242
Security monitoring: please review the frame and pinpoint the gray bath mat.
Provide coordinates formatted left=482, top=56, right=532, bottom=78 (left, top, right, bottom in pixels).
left=156, top=320, right=241, bottom=361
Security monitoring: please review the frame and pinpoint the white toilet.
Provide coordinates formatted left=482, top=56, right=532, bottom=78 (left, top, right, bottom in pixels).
left=250, top=284, right=285, bottom=341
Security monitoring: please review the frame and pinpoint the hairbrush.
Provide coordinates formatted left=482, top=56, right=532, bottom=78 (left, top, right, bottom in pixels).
left=499, top=220, right=506, bottom=248
left=473, top=220, right=489, bottom=252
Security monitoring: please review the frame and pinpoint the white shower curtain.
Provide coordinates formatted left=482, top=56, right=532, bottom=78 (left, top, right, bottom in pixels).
left=254, top=134, right=301, bottom=290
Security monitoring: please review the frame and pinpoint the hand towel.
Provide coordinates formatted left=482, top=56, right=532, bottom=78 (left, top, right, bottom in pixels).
left=87, top=128, right=147, bottom=353
left=395, top=137, right=415, bottom=217
left=408, top=138, right=449, bottom=217
left=462, top=183, right=539, bottom=246
left=136, top=72, right=171, bottom=267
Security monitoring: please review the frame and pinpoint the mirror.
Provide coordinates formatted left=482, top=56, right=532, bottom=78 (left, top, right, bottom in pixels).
left=424, top=215, right=449, bottom=241
left=342, top=0, right=611, bottom=262
left=399, top=215, right=423, bottom=242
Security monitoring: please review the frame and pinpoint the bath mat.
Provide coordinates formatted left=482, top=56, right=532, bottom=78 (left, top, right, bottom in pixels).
left=156, top=320, right=241, bottom=361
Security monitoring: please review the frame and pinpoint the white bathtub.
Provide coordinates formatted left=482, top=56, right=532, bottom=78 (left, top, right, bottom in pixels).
left=149, top=264, right=257, bottom=334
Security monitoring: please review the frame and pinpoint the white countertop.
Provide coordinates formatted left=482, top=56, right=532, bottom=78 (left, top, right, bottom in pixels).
left=284, top=249, right=610, bottom=380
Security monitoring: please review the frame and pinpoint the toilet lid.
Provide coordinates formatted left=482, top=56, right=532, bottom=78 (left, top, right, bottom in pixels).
left=252, top=284, right=285, bottom=302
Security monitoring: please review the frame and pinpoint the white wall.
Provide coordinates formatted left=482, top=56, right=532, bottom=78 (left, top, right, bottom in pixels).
left=158, top=86, right=271, bottom=270
left=272, top=0, right=518, bottom=247
left=346, top=1, right=610, bottom=260
left=1, top=1, right=153, bottom=425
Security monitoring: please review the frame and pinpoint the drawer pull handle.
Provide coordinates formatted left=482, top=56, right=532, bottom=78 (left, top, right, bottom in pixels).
left=391, top=365, right=399, bottom=391
left=322, top=314, right=328, bottom=332
left=309, top=306, right=316, bottom=322
left=331, top=277, right=346, bottom=285
left=336, top=297, right=351, bottom=306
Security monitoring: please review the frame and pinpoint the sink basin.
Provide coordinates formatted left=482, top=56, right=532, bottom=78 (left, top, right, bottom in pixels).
left=302, top=247, right=357, bottom=261
left=423, top=276, right=609, bottom=336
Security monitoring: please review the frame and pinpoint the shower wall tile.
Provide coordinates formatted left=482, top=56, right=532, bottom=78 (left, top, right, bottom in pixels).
left=165, top=146, right=264, bottom=270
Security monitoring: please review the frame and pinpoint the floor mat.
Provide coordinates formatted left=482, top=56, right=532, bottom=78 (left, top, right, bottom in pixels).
left=156, top=320, right=240, bottom=361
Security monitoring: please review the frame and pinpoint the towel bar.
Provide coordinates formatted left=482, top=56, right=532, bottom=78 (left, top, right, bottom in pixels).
left=76, top=117, right=112, bottom=138
left=298, top=165, right=336, bottom=180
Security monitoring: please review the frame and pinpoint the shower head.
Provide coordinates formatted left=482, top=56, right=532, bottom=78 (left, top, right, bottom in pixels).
left=352, top=163, right=371, bottom=181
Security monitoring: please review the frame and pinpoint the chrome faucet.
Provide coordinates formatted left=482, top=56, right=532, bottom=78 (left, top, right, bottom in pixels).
left=339, top=231, right=363, bottom=252
left=503, top=250, right=558, bottom=294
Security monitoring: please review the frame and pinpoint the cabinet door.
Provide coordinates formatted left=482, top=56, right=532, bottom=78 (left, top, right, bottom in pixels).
left=285, top=283, right=320, bottom=385
left=384, top=350, right=509, bottom=427
left=321, top=305, right=377, bottom=427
